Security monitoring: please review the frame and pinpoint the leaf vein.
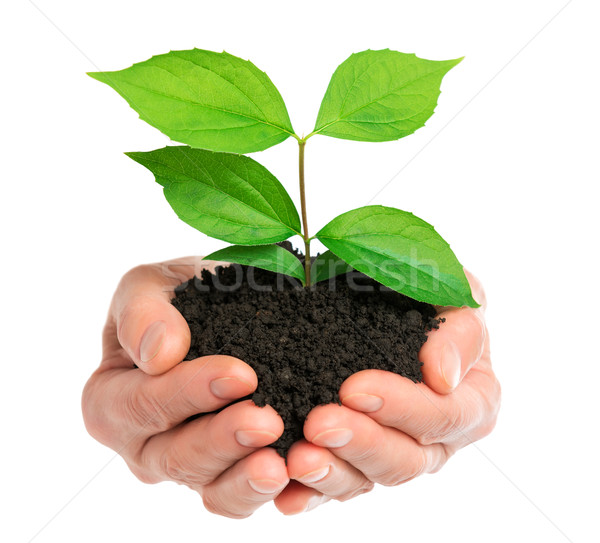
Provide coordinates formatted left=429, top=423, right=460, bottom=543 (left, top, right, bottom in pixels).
left=120, top=80, right=295, bottom=137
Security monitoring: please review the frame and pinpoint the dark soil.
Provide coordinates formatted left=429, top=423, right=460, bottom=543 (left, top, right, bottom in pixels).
left=172, top=249, right=442, bottom=457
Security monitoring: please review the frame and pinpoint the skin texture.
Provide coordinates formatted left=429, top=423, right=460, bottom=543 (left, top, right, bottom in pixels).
left=82, top=259, right=500, bottom=518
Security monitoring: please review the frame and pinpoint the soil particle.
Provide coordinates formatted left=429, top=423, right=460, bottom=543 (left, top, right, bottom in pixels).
left=172, top=258, right=442, bottom=457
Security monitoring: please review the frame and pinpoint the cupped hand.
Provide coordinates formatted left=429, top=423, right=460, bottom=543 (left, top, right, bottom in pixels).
left=276, top=271, right=501, bottom=515
left=82, top=259, right=288, bottom=519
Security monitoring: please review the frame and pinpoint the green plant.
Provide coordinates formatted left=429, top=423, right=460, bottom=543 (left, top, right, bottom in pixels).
left=89, top=48, right=477, bottom=307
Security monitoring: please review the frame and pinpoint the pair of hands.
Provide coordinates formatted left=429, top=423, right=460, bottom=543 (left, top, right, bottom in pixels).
left=82, top=258, right=501, bottom=518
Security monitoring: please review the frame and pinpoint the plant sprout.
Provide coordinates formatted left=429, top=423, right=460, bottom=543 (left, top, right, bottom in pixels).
left=89, top=48, right=477, bottom=307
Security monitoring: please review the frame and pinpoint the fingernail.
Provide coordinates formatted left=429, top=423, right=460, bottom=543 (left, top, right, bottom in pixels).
left=312, top=428, right=353, bottom=448
left=210, top=377, right=253, bottom=399
left=248, top=478, right=286, bottom=494
left=235, top=430, right=278, bottom=448
left=341, top=393, right=383, bottom=412
left=305, top=494, right=327, bottom=512
left=140, top=321, right=167, bottom=363
left=297, top=465, right=331, bottom=484
left=441, top=341, right=461, bottom=390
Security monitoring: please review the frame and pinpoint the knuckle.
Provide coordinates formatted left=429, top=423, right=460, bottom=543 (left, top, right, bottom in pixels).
left=378, top=470, right=411, bottom=487
left=201, top=492, right=224, bottom=516
left=202, top=492, right=249, bottom=519
left=437, top=410, right=465, bottom=440
left=406, top=447, right=430, bottom=482
left=415, top=409, right=462, bottom=446
left=163, top=452, right=213, bottom=486
left=415, top=434, right=434, bottom=446
left=413, top=448, right=429, bottom=479
left=163, top=453, right=187, bottom=483
left=337, top=480, right=374, bottom=502
left=424, top=374, right=501, bottom=448
left=81, top=373, right=117, bottom=446
left=414, top=427, right=440, bottom=446
left=126, top=460, right=163, bottom=485
left=376, top=469, right=404, bottom=487
left=124, top=386, right=171, bottom=434
left=440, top=393, right=481, bottom=438
left=161, top=444, right=215, bottom=487
left=378, top=452, right=425, bottom=486
left=81, top=377, right=102, bottom=437
left=424, top=444, right=450, bottom=475
left=362, top=439, right=428, bottom=487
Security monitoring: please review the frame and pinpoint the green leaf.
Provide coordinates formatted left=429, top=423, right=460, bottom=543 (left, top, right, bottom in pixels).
left=126, top=146, right=302, bottom=245
left=89, top=49, right=296, bottom=153
left=316, top=206, right=478, bottom=307
left=205, top=244, right=306, bottom=284
left=312, top=49, right=462, bottom=142
left=310, top=250, right=354, bottom=284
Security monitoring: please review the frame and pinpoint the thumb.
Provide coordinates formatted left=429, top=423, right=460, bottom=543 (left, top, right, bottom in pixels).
left=107, top=261, right=197, bottom=375
left=420, top=271, right=487, bottom=394
left=117, top=294, right=191, bottom=375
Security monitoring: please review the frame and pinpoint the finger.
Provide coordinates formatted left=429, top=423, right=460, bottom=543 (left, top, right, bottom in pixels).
left=139, top=400, right=284, bottom=487
left=201, top=448, right=289, bottom=519
left=136, top=355, right=259, bottom=432
left=105, top=263, right=191, bottom=374
left=421, top=307, right=486, bottom=393
left=102, top=256, right=254, bottom=375
left=340, top=348, right=500, bottom=447
left=284, top=440, right=373, bottom=504
left=83, top=355, right=258, bottom=447
left=274, top=481, right=329, bottom=515
left=102, top=257, right=246, bottom=374
left=421, top=270, right=487, bottom=393
left=303, top=404, right=448, bottom=486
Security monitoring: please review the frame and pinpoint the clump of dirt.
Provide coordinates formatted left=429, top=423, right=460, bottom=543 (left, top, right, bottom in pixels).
left=172, top=253, right=442, bottom=456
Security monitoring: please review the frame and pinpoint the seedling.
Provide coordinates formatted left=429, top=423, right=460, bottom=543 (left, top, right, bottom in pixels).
left=89, top=48, right=477, bottom=307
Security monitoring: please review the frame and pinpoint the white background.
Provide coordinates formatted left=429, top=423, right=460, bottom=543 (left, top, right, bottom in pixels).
left=2, top=1, right=598, bottom=541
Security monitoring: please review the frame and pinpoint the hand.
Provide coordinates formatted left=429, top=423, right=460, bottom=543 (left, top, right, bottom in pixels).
left=82, top=259, right=288, bottom=519
left=275, top=271, right=500, bottom=514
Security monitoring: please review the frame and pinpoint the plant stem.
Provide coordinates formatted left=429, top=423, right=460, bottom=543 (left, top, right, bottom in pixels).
left=298, top=139, right=311, bottom=286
